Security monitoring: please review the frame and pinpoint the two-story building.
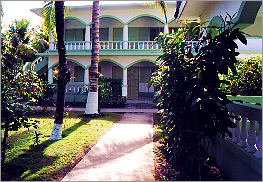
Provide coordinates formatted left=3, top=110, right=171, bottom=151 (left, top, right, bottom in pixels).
left=31, top=1, right=262, bottom=103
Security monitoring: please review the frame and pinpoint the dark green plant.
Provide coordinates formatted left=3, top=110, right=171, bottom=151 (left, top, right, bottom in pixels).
left=221, top=56, right=262, bottom=96
left=150, top=17, right=246, bottom=179
left=31, top=28, right=49, bottom=53
left=37, top=81, right=57, bottom=112
left=98, top=77, right=124, bottom=110
left=6, top=19, right=37, bottom=63
left=32, top=124, right=42, bottom=146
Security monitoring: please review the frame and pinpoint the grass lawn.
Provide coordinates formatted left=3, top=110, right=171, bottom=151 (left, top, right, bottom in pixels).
left=227, top=96, right=262, bottom=104
left=1, top=111, right=122, bottom=181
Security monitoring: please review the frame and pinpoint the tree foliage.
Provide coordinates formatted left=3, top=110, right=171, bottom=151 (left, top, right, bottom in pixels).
left=150, top=19, right=246, bottom=179
left=1, top=28, right=44, bottom=165
left=222, top=56, right=262, bottom=96
left=5, top=19, right=37, bottom=63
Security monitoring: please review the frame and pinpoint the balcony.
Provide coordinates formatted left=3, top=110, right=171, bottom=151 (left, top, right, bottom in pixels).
left=49, top=41, right=163, bottom=51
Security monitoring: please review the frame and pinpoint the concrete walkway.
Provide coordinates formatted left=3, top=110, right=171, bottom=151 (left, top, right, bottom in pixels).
left=62, top=113, right=154, bottom=181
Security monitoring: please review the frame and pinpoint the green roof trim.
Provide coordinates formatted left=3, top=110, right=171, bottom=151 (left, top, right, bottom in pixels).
left=167, top=17, right=176, bottom=24
left=239, top=50, right=262, bottom=54
left=65, top=16, right=89, bottom=26
left=126, top=14, right=165, bottom=25
left=125, top=58, right=158, bottom=69
left=48, top=59, right=88, bottom=70
left=99, top=15, right=125, bottom=25
left=99, top=59, right=125, bottom=69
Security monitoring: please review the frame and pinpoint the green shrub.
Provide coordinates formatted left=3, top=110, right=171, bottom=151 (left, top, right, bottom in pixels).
left=98, top=77, right=125, bottom=109
left=221, top=56, right=262, bottom=96
left=150, top=17, right=245, bottom=179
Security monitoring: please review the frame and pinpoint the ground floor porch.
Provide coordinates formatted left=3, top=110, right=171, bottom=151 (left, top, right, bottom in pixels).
left=46, top=55, right=159, bottom=101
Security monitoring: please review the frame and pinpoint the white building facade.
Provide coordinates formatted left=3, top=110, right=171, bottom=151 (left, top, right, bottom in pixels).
left=32, top=1, right=262, bottom=101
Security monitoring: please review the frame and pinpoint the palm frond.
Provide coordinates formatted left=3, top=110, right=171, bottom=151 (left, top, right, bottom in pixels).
left=41, top=1, right=56, bottom=39
left=147, top=1, right=168, bottom=24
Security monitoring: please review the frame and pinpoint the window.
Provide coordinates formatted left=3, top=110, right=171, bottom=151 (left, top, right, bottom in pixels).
left=65, top=29, right=85, bottom=41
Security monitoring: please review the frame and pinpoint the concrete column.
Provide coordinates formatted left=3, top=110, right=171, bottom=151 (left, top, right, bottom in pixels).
left=122, top=68, right=128, bottom=97
left=85, top=26, right=91, bottom=49
left=48, top=68, right=53, bottom=84
left=109, top=27, right=113, bottom=41
left=49, top=35, right=54, bottom=50
left=123, top=24, right=128, bottom=49
left=85, top=92, right=99, bottom=114
left=84, top=68, right=89, bottom=85
left=164, top=23, right=169, bottom=33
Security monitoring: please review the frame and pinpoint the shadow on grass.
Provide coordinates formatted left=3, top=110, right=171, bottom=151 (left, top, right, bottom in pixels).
left=62, top=115, right=92, bottom=138
left=1, top=113, right=95, bottom=181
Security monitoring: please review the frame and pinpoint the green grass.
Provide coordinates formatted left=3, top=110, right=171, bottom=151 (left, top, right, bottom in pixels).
left=2, top=111, right=122, bottom=181
left=227, top=96, right=262, bottom=104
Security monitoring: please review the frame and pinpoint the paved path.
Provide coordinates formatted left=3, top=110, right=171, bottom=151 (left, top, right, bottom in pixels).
left=62, top=113, right=154, bottom=181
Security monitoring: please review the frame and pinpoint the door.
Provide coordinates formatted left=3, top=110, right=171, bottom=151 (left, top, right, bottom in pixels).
left=127, top=67, right=139, bottom=100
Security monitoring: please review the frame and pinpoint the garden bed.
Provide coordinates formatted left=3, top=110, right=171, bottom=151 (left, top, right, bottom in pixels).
left=153, top=114, right=229, bottom=181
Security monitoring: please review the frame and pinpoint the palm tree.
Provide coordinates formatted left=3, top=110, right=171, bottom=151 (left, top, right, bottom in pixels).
left=85, top=1, right=100, bottom=115
left=42, top=1, right=56, bottom=40
left=49, top=1, right=68, bottom=140
left=148, top=1, right=168, bottom=24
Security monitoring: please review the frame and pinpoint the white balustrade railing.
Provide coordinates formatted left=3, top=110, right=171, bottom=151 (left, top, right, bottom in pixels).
left=49, top=41, right=163, bottom=50
left=127, top=41, right=161, bottom=50
left=66, top=84, right=88, bottom=94
left=227, top=102, right=262, bottom=159
left=49, top=41, right=202, bottom=51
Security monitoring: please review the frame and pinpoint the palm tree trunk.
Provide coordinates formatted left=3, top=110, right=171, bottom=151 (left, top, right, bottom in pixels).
left=50, top=1, right=67, bottom=140
left=85, top=1, right=100, bottom=115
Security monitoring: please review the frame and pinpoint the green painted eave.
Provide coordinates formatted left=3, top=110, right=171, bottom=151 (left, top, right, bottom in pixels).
left=37, top=49, right=162, bottom=56
left=238, top=50, right=263, bottom=54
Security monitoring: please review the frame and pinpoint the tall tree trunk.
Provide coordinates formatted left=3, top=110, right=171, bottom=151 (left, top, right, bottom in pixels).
left=85, top=1, right=100, bottom=115
left=50, top=1, right=67, bottom=140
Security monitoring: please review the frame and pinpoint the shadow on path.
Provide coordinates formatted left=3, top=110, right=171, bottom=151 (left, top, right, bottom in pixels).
left=63, top=113, right=154, bottom=181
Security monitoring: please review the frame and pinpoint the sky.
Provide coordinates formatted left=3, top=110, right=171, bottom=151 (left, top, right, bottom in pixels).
left=1, top=1, right=151, bottom=31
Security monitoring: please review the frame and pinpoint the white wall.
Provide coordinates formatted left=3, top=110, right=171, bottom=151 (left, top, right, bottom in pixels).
left=236, top=38, right=262, bottom=52
left=67, top=3, right=178, bottom=25
left=207, top=1, right=242, bottom=22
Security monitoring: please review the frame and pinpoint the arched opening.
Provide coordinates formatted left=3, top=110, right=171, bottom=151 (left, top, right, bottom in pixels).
left=128, top=16, right=164, bottom=41
left=49, top=59, right=86, bottom=84
left=64, top=18, right=86, bottom=42
left=99, top=17, right=124, bottom=41
left=98, top=60, right=123, bottom=79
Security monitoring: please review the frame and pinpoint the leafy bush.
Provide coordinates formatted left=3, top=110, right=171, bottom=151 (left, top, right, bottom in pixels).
left=1, top=31, right=44, bottom=165
left=221, top=56, right=262, bottom=96
left=150, top=18, right=245, bottom=179
left=98, top=77, right=125, bottom=109
left=36, top=81, right=57, bottom=111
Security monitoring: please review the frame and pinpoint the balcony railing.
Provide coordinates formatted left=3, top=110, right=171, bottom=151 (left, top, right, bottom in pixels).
left=49, top=41, right=164, bottom=51
left=201, top=101, right=262, bottom=180
left=226, top=102, right=262, bottom=158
